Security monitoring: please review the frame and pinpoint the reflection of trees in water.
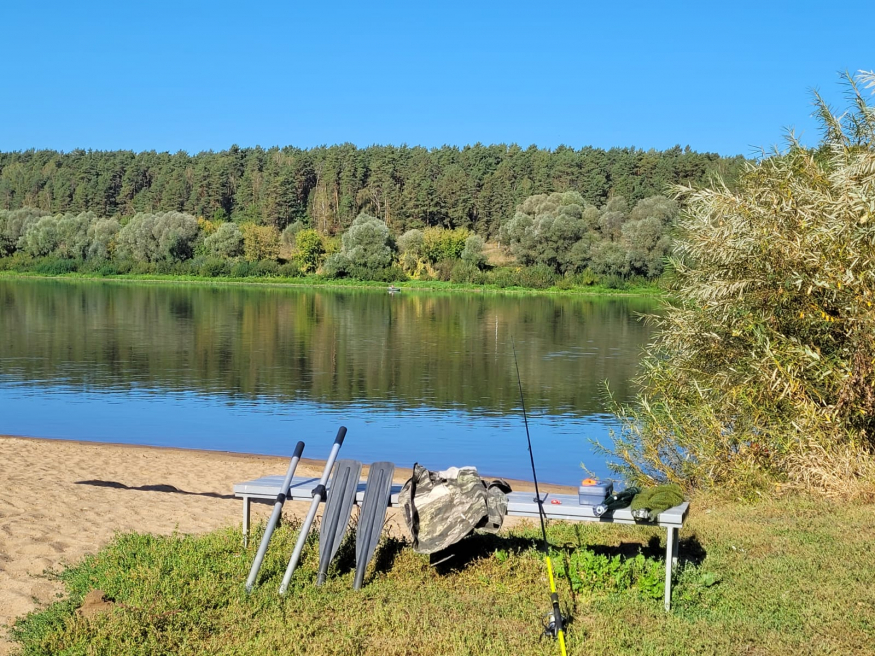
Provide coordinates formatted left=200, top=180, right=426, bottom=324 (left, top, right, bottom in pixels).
left=0, top=280, right=656, bottom=415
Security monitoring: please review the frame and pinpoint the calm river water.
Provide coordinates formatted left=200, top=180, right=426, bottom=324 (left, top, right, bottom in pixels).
left=0, top=279, right=657, bottom=484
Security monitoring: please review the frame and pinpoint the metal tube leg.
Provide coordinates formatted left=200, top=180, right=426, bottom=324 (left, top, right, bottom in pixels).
left=243, top=497, right=251, bottom=548
left=664, top=526, right=676, bottom=611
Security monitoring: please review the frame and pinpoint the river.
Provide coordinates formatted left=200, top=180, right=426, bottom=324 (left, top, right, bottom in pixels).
left=0, top=278, right=657, bottom=484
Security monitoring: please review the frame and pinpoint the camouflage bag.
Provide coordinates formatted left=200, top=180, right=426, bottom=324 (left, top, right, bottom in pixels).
left=398, top=463, right=512, bottom=554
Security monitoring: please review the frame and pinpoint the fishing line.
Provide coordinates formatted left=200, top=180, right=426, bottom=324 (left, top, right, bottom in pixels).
left=511, top=337, right=567, bottom=656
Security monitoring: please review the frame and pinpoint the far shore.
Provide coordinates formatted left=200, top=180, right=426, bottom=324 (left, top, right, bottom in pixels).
left=0, top=434, right=573, bottom=653
left=0, top=270, right=664, bottom=298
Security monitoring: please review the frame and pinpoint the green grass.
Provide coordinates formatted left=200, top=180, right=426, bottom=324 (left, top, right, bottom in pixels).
left=9, top=493, right=874, bottom=655
left=0, top=270, right=663, bottom=297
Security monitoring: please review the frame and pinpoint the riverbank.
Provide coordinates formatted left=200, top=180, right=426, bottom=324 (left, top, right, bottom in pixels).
left=0, top=435, right=573, bottom=654
left=0, top=270, right=664, bottom=297
left=5, top=434, right=873, bottom=655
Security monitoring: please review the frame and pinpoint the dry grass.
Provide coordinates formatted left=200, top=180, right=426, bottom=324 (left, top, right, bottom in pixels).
left=780, top=442, right=875, bottom=500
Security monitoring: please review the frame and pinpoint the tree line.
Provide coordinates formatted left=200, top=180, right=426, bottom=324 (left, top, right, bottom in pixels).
left=0, top=144, right=745, bottom=237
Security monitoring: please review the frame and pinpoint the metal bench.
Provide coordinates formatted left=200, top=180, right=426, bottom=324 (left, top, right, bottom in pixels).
left=234, top=475, right=690, bottom=610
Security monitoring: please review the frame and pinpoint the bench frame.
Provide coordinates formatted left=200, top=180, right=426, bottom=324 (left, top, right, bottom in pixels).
left=234, top=475, right=689, bottom=610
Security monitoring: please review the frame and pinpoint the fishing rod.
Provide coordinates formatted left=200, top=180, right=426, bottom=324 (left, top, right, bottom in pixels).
left=511, top=337, right=567, bottom=656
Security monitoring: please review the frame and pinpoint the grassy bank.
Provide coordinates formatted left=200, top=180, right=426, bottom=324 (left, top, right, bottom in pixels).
left=0, top=270, right=663, bottom=297
left=10, top=493, right=873, bottom=656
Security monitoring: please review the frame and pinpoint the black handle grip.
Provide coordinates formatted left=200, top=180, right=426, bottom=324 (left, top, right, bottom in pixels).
left=334, top=426, right=347, bottom=446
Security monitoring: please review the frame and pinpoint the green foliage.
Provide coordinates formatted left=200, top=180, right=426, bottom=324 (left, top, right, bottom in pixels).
left=19, top=216, right=60, bottom=257
left=501, top=192, right=677, bottom=278
left=0, top=145, right=743, bottom=239
left=86, top=217, right=120, bottom=260
left=240, top=223, right=281, bottom=262
left=0, top=207, right=49, bottom=255
left=608, top=71, right=875, bottom=494
left=460, top=234, right=486, bottom=268
left=281, top=220, right=305, bottom=248
left=115, top=212, right=199, bottom=263
left=16, top=493, right=875, bottom=655
left=204, top=221, right=244, bottom=259
left=422, top=227, right=469, bottom=263
left=194, top=256, right=231, bottom=278
left=397, top=228, right=424, bottom=257
left=552, top=549, right=665, bottom=599
left=339, top=213, right=395, bottom=269
left=294, top=228, right=325, bottom=272
left=31, top=256, right=81, bottom=275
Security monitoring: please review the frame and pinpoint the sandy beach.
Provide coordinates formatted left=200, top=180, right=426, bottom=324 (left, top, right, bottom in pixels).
left=0, top=435, right=570, bottom=654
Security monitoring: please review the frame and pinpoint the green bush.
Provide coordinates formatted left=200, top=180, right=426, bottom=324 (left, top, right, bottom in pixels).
left=422, top=227, right=469, bottom=263
left=488, top=268, right=519, bottom=288
left=450, top=261, right=480, bottom=283
left=230, top=261, right=255, bottom=277
left=295, top=229, right=325, bottom=272
left=608, top=71, right=875, bottom=495
left=196, top=257, right=230, bottom=278
left=338, top=213, right=395, bottom=269
left=32, top=257, right=81, bottom=275
left=277, top=261, right=304, bottom=278
left=252, top=260, right=279, bottom=277
left=516, top=264, right=556, bottom=289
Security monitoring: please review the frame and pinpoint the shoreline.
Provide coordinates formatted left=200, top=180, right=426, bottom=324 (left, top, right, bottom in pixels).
left=0, top=434, right=574, bottom=651
left=1, top=434, right=577, bottom=493
left=0, top=270, right=664, bottom=298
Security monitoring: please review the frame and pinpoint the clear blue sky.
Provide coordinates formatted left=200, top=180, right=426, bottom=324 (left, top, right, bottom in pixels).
left=1, top=1, right=870, bottom=157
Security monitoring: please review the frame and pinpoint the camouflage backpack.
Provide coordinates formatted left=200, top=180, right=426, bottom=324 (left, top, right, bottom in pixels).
left=398, top=463, right=512, bottom=554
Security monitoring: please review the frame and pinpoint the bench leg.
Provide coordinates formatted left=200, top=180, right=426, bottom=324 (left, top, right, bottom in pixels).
left=664, top=526, right=677, bottom=611
left=243, top=496, right=251, bottom=548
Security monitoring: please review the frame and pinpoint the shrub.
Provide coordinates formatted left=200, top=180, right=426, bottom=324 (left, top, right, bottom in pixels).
left=0, top=207, right=49, bottom=255
left=607, top=71, right=875, bottom=495
left=115, top=212, right=199, bottom=263
left=86, top=218, right=120, bottom=261
left=230, top=261, right=255, bottom=277
left=295, top=229, right=325, bottom=272
left=19, top=216, right=60, bottom=257
left=488, top=268, right=519, bottom=288
left=252, top=259, right=279, bottom=277
left=32, top=257, right=80, bottom=275
left=339, top=213, right=394, bottom=269
left=432, top=259, right=455, bottom=282
left=321, top=253, right=351, bottom=279
left=277, top=261, right=304, bottom=278
left=517, top=264, right=556, bottom=289
left=422, top=227, right=469, bottom=263
left=397, top=229, right=424, bottom=258
left=204, top=222, right=244, bottom=259
left=450, top=261, right=480, bottom=283
left=460, top=234, right=486, bottom=268
left=196, top=257, right=230, bottom=277
left=240, top=224, right=281, bottom=262
left=281, top=221, right=305, bottom=248
left=347, top=264, right=406, bottom=282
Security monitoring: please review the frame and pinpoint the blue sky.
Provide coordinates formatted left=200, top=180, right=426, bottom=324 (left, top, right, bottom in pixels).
left=1, top=1, right=870, bottom=157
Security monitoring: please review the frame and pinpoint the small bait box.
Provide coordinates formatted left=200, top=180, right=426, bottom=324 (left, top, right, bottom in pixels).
left=578, top=480, right=613, bottom=505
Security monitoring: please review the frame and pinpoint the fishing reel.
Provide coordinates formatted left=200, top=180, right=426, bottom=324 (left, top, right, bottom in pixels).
left=540, top=610, right=559, bottom=641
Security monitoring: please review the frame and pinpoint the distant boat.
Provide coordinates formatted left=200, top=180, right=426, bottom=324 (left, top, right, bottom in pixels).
left=388, top=286, right=401, bottom=294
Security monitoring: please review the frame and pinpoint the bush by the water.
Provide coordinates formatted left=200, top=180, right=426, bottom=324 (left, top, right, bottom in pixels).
left=607, top=71, right=875, bottom=497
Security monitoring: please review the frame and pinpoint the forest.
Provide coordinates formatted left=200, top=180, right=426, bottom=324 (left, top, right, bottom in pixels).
left=0, top=144, right=746, bottom=287
left=0, top=144, right=744, bottom=237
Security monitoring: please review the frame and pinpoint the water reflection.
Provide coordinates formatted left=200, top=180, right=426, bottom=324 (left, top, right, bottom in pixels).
left=0, top=279, right=656, bottom=482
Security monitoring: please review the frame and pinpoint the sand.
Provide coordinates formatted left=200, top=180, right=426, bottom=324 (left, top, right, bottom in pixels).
left=0, top=435, right=571, bottom=654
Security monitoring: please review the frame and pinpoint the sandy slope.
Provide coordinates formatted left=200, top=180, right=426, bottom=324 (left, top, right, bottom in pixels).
left=0, top=435, right=567, bottom=654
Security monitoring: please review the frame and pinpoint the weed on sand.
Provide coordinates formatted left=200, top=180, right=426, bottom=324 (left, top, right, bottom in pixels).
left=10, top=494, right=875, bottom=656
